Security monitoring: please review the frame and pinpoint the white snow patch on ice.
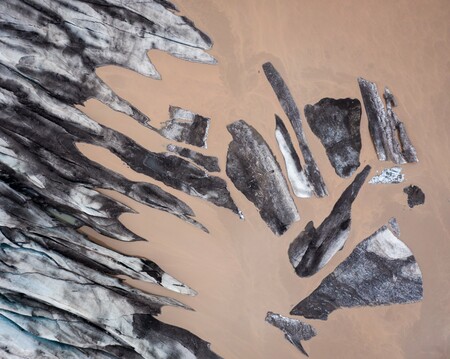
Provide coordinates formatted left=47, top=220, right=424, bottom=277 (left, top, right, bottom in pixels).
left=366, top=228, right=413, bottom=260
left=275, top=127, right=313, bottom=198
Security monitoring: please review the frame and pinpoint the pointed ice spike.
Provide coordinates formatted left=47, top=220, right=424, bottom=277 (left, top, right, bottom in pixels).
left=288, top=165, right=371, bottom=277
left=266, top=312, right=317, bottom=357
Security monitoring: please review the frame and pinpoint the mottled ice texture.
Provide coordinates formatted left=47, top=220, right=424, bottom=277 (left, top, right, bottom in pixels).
left=291, top=220, right=423, bottom=320
left=266, top=312, right=317, bottom=357
left=304, top=98, right=362, bottom=178
left=369, top=167, right=405, bottom=184
left=289, top=166, right=371, bottom=277
left=358, top=78, right=418, bottom=164
left=226, top=120, right=299, bottom=235
left=160, top=106, right=211, bottom=148
left=404, top=185, right=425, bottom=208
left=263, top=62, right=328, bottom=197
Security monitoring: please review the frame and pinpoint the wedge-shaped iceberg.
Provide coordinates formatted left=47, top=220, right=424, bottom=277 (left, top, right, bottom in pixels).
left=291, top=220, right=423, bottom=320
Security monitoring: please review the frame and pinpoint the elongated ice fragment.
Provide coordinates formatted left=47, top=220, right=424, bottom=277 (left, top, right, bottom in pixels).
left=263, top=62, right=328, bottom=197
left=358, top=78, right=418, bottom=164
left=167, top=144, right=220, bottom=172
left=226, top=120, right=299, bottom=235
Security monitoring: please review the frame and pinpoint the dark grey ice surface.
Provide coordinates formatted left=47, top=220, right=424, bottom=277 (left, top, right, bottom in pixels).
left=304, top=98, right=362, bottom=178
left=288, top=165, right=371, bottom=277
left=159, top=106, right=211, bottom=148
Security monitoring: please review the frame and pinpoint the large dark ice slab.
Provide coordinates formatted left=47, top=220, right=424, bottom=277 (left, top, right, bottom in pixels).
left=226, top=120, right=299, bottom=235
left=404, top=185, right=425, bottom=208
left=291, top=220, right=423, bottom=320
left=167, top=144, right=220, bottom=172
left=304, top=98, right=362, bottom=178
left=275, top=115, right=314, bottom=198
left=358, top=78, right=418, bottom=164
left=266, top=312, right=317, bottom=357
left=263, top=62, right=328, bottom=197
left=159, top=106, right=211, bottom=148
left=288, top=165, right=371, bottom=277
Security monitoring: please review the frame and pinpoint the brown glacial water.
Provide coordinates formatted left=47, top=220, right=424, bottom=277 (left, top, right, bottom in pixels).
left=77, top=1, right=450, bottom=358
